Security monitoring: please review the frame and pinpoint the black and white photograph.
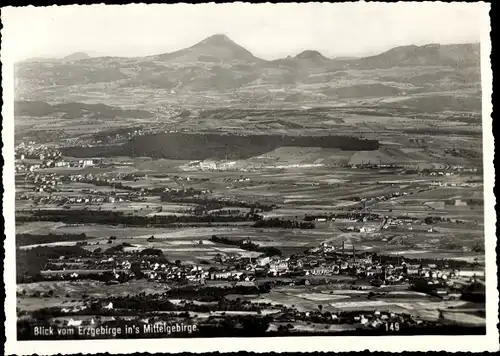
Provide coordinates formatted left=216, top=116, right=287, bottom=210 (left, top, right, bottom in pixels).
left=2, top=2, right=497, bottom=354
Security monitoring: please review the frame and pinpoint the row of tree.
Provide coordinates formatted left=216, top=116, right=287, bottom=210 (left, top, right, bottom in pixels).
left=19, top=209, right=254, bottom=225
left=16, top=232, right=90, bottom=247
left=253, top=218, right=315, bottom=229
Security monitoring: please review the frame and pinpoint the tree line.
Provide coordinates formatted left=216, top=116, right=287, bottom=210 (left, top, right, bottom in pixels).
left=16, top=233, right=90, bottom=247
left=18, top=209, right=260, bottom=226
left=253, top=218, right=315, bottom=229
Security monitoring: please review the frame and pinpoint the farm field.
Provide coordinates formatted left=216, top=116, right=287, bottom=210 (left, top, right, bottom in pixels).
left=16, top=202, right=485, bottom=258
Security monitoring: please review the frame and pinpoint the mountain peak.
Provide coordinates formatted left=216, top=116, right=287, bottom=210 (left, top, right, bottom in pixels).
left=295, top=50, right=328, bottom=60
left=197, top=34, right=237, bottom=47
left=63, top=52, right=91, bottom=62
left=183, top=33, right=258, bottom=63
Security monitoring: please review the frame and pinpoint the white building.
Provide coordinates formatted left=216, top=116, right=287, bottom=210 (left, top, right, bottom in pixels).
left=269, top=260, right=289, bottom=273
left=68, top=318, right=82, bottom=326
left=55, top=161, right=69, bottom=167
left=256, top=256, right=271, bottom=267
left=79, top=159, right=94, bottom=167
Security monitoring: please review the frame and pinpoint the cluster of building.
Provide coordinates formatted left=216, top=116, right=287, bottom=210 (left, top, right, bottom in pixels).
left=222, top=177, right=251, bottom=183
left=15, top=156, right=95, bottom=174
left=15, top=171, right=143, bottom=204
left=22, top=172, right=60, bottom=193
left=15, top=166, right=219, bottom=213
left=183, top=160, right=238, bottom=171
left=352, top=190, right=413, bottom=206
left=44, top=255, right=214, bottom=285
left=428, top=180, right=482, bottom=188
left=18, top=193, right=125, bottom=205
left=343, top=162, right=480, bottom=177
left=344, top=163, right=401, bottom=170
left=15, top=142, right=99, bottom=172
left=15, top=142, right=61, bottom=161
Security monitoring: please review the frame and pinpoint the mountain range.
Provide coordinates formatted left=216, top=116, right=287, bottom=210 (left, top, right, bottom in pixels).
left=15, top=34, right=481, bottom=105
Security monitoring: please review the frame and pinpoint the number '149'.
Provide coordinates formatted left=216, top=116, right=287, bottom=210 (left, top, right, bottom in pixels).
left=385, top=322, right=400, bottom=331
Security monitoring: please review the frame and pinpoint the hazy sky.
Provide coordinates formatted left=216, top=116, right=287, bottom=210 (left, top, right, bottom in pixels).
left=2, top=3, right=488, bottom=61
